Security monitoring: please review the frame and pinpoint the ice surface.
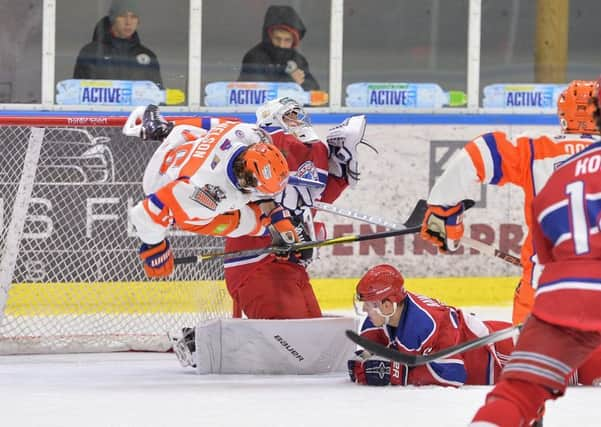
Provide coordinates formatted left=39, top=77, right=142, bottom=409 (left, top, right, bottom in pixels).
left=0, top=307, right=599, bottom=427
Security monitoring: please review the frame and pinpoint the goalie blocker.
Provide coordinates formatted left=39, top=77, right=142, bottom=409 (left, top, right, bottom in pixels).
left=173, top=316, right=359, bottom=374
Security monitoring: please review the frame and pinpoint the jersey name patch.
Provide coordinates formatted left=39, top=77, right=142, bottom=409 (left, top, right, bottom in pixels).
left=190, top=185, right=226, bottom=210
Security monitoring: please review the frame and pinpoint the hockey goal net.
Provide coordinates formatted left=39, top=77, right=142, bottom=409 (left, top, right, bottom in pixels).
left=0, top=115, right=231, bottom=354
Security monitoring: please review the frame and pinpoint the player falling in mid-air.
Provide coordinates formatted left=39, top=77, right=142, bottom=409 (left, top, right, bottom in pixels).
left=420, top=80, right=601, bottom=325
left=470, top=77, right=601, bottom=426
left=128, top=115, right=296, bottom=279
left=128, top=98, right=370, bottom=318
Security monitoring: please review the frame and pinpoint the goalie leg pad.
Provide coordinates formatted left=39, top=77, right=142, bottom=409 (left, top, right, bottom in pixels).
left=193, top=317, right=359, bottom=374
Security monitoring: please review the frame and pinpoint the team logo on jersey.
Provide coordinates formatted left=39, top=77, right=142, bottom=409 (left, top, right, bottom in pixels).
left=235, top=130, right=245, bottom=140
left=190, top=184, right=225, bottom=210
left=136, top=53, right=151, bottom=65
left=210, top=155, right=221, bottom=169
left=297, top=160, right=319, bottom=181
left=219, top=139, right=232, bottom=150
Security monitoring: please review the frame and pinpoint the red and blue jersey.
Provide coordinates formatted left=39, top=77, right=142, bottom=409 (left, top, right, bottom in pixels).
left=359, top=291, right=513, bottom=386
left=532, top=141, right=601, bottom=330
left=223, top=127, right=348, bottom=296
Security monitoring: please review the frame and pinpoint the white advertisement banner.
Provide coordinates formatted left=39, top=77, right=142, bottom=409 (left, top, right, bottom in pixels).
left=308, top=123, right=558, bottom=278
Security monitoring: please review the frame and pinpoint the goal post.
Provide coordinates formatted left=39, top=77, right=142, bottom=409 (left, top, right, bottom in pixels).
left=0, top=115, right=232, bottom=354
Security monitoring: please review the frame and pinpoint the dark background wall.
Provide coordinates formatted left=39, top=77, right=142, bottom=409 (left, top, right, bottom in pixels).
left=1, top=0, right=600, bottom=105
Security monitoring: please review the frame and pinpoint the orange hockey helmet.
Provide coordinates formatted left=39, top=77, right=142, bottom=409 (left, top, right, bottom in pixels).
left=355, top=264, right=407, bottom=304
left=241, top=142, right=289, bottom=194
left=557, top=80, right=600, bottom=135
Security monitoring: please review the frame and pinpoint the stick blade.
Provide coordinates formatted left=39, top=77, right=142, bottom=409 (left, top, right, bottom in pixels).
left=403, top=199, right=428, bottom=228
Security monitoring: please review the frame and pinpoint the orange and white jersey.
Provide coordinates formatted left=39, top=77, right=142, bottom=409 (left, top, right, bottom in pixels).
left=428, top=130, right=601, bottom=289
left=130, top=121, right=271, bottom=245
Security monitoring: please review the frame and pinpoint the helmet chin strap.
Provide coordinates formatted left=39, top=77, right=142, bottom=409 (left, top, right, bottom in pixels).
left=375, top=302, right=397, bottom=326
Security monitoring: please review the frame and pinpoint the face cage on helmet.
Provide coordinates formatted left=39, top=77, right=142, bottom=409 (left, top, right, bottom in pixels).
left=283, top=107, right=310, bottom=129
left=353, top=294, right=398, bottom=325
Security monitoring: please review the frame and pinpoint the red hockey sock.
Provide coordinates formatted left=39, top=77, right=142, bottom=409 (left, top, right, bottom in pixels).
left=577, top=346, right=601, bottom=386
left=471, top=398, right=523, bottom=427
left=470, top=379, right=552, bottom=427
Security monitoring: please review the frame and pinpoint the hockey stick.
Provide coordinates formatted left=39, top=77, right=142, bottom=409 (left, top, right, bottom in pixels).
left=345, top=324, right=521, bottom=367
left=313, top=200, right=521, bottom=267
left=174, top=199, right=427, bottom=265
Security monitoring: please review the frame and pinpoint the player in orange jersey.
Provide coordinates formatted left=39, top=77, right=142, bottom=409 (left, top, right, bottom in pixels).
left=128, top=117, right=299, bottom=279
left=420, top=80, right=601, bottom=325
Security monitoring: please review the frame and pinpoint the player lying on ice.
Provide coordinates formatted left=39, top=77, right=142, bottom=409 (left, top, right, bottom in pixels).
left=124, top=99, right=372, bottom=372
left=419, top=80, right=601, bottom=325
left=348, top=264, right=601, bottom=388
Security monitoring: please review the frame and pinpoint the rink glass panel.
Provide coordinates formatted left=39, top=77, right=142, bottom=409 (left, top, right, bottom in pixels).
left=342, top=0, right=469, bottom=96
left=0, top=0, right=43, bottom=103
left=480, top=0, right=601, bottom=102
left=0, top=121, right=231, bottom=354
left=54, top=0, right=190, bottom=105
left=201, top=0, right=331, bottom=104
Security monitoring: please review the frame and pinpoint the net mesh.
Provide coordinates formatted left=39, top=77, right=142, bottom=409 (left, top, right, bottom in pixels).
left=0, top=123, right=231, bottom=354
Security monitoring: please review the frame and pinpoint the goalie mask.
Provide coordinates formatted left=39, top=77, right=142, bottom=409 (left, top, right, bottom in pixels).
left=256, top=97, right=319, bottom=143
left=239, top=142, right=289, bottom=195
left=557, top=80, right=600, bottom=135
left=354, top=264, right=406, bottom=322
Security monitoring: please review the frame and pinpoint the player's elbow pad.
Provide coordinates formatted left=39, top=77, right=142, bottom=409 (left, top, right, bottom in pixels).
left=130, top=202, right=168, bottom=245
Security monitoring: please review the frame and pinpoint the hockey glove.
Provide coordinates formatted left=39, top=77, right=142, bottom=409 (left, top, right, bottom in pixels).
left=141, top=104, right=174, bottom=141
left=268, top=206, right=300, bottom=246
left=327, top=115, right=376, bottom=187
left=348, top=350, right=405, bottom=386
left=139, top=239, right=174, bottom=278
left=268, top=206, right=314, bottom=264
left=420, top=202, right=466, bottom=253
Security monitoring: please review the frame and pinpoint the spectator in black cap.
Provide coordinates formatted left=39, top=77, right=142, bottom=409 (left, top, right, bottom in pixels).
left=73, top=0, right=163, bottom=88
left=238, top=5, right=319, bottom=91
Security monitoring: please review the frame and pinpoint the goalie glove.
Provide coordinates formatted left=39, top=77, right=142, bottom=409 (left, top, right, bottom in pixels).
left=139, top=239, right=174, bottom=278
left=141, top=104, right=174, bottom=141
left=348, top=350, right=406, bottom=386
left=420, top=202, right=466, bottom=253
left=327, top=115, right=377, bottom=187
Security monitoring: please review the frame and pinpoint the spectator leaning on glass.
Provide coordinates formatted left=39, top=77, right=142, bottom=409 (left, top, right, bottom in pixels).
left=73, top=0, right=163, bottom=88
left=238, top=5, right=319, bottom=91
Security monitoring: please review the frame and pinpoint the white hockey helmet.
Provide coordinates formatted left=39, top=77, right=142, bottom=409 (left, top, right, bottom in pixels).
left=256, top=97, right=318, bottom=143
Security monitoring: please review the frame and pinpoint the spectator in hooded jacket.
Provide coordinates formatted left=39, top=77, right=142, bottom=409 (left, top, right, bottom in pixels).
left=73, top=0, right=163, bottom=88
left=238, top=5, right=319, bottom=91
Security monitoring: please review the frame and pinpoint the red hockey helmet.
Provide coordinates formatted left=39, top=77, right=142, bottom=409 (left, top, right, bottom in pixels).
left=557, top=80, right=600, bottom=135
left=241, top=142, right=289, bottom=194
left=355, top=264, right=407, bottom=304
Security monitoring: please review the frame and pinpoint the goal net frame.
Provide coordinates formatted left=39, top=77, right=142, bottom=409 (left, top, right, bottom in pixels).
left=0, top=114, right=232, bottom=354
